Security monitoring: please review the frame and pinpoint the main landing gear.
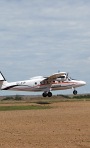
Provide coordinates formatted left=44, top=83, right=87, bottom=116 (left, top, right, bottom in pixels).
left=42, top=90, right=78, bottom=97
left=42, top=92, right=52, bottom=97
left=73, top=90, right=77, bottom=95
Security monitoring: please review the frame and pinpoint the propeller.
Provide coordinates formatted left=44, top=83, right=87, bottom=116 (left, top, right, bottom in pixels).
left=66, top=72, right=69, bottom=79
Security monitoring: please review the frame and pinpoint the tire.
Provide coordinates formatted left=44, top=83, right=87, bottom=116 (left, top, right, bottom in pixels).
left=42, top=92, right=47, bottom=97
left=73, top=90, right=77, bottom=95
left=48, top=92, right=52, bottom=97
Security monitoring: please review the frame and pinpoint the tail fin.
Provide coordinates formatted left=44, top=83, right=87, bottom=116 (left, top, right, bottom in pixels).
left=0, top=71, right=7, bottom=89
left=0, top=71, right=6, bottom=81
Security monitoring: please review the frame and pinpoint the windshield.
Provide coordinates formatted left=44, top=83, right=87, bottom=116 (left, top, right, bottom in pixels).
left=68, top=77, right=76, bottom=81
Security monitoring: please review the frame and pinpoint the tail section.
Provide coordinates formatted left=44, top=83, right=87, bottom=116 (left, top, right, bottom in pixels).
left=0, top=71, right=7, bottom=89
left=0, top=71, right=6, bottom=81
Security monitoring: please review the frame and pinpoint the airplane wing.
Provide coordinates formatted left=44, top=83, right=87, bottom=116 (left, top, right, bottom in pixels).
left=41, top=72, right=66, bottom=85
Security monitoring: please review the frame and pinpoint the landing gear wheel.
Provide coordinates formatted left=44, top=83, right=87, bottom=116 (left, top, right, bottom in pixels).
left=42, top=92, right=52, bottom=97
left=48, top=92, right=52, bottom=97
left=73, top=90, right=77, bottom=95
left=42, top=92, right=47, bottom=97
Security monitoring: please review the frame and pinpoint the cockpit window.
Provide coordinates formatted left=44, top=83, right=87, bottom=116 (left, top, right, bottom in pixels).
left=68, top=77, right=71, bottom=81
left=68, top=77, right=76, bottom=81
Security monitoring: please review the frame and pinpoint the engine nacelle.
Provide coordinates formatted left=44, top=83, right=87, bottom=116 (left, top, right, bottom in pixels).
left=56, top=75, right=67, bottom=81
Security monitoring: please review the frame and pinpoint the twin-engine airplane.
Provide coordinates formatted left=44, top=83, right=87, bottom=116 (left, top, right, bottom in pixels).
left=0, top=71, right=86, bottom=97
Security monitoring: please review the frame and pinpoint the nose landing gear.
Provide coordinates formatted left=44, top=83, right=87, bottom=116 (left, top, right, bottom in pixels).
left=73, top=90, right=77, bottom=95
left=42, top=91, right=52, bottom=97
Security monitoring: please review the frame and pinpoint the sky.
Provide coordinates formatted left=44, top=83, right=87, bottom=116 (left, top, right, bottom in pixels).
left=0, top=0, right=90, bottom=96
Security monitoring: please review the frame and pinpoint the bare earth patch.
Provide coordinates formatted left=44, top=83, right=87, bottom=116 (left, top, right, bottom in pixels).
left=0, top=101, right=90, bottom=148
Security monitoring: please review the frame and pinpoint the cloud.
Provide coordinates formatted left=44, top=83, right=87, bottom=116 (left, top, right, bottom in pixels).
left=0, top=0, right=90, bottom=95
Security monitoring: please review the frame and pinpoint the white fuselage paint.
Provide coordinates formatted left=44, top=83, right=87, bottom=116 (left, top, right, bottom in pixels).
left=1, top=77, right=86, bottom=92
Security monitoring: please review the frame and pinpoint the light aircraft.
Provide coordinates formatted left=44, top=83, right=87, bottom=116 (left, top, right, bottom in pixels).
left=0, top=71, right=86, bottom=97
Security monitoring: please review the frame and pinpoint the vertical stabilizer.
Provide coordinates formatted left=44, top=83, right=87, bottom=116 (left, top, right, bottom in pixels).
left=0, top=71, right=7, bottom=89
left=0, top=71, right=6, bottom=81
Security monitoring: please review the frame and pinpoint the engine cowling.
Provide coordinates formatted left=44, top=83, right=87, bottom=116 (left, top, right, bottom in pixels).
left=56, top=75, right=67, bottom=81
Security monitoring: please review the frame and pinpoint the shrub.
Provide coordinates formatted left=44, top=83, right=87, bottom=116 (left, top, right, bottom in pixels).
left=14, top=95, right=22, bottom=100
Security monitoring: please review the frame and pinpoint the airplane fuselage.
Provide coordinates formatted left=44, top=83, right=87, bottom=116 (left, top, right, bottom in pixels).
left=2, top=77, right=86, bottom=92
left=0, top=72, right=86, bottom=97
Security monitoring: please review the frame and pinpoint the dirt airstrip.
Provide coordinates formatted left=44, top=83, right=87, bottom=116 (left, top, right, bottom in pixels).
left=0, top=100, right=90, bottom=148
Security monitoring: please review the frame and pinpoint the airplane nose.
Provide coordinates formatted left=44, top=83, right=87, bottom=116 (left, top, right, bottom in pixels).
left=80, top=81, right=86, bottom=86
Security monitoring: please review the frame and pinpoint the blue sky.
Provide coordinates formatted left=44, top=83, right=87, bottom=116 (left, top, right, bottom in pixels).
left=0, top=0, right=90, bottom=95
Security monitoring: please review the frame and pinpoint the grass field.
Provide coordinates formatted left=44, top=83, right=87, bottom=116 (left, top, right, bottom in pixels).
left=0, top=105, right=51, bottom=111
left=0, top=96, right=90, bottom=148
left=0, top=94, right=90, bottom=148
left=0, top=94, right=90, bottom=112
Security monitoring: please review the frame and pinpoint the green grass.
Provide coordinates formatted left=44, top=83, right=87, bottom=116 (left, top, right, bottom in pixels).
left=0, top=105, right=51, bottom=111
left=72, top=94, right=90, bottom=99
left=1, top=94, right=90, bottom=107
left=2, top=95, right=22, bottom=101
